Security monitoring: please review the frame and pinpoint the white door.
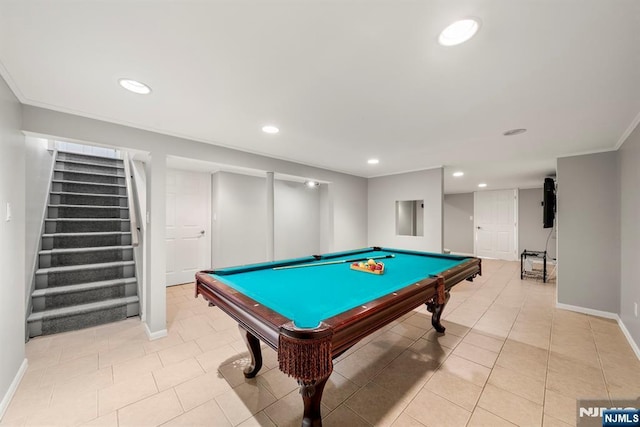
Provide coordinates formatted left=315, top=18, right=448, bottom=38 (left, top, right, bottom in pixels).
left=166, top=169, right=211, bottom=286
left=474, top=189, right=518, bottom=260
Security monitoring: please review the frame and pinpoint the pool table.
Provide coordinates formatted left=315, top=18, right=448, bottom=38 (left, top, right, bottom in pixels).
left=195, top=247, right=481, bottom=427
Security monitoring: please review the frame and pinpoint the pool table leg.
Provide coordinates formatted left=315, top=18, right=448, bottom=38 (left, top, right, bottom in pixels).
left=239, top=325, right=263, bottom=378
left=299, top=375, right=329, bottom=427
left=427, top=290, right=451, bottom=333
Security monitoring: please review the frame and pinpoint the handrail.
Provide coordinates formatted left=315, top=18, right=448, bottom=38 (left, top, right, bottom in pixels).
left=123, top=152, right=140, bottom=247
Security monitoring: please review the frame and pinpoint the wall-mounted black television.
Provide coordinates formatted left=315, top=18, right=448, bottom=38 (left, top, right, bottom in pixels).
left=543, top=177, right=555, bottom=228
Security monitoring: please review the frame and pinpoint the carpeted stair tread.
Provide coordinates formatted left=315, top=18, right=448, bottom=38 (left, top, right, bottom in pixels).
left=57, top=151, right=123, bottom=161
left=32, top=277, right=137, bottom=298
left=49, top=204, right=128, bottom=210
left=27, top=296, right=139, bottom=321
left=55, top=161, right=124, bottom=175
left=39, top=245, right=134, bottom=256
left=54, top=168, right=124, bottom=178
left=57, top=159, right=124, bottom=169
left=48, top=206, right=127, bottom=218
left=42, top=231, right=131, bottom=238
left=45, top=219, right=130, bottom=233
left=52, top=179, right=125, bottom=188
left=46, top=218, right=129, bottom=222
left=36, top=260, right=135, bottom=275
left=51, top=191, right=127, bottom=198
left=41, top=232, right=133, bottom=249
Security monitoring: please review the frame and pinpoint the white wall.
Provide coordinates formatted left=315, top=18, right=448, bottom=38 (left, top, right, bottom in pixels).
left=274, top=179, right=320, bottom=260
left=212, top=172, right=267, bottom=268
left=557, top=152, right=620, bottom=313
left=24, top=137, right=54, bottom=303
left=619, top=121, right=640, bottom=349
left=0, top=75, right=26, bottom=417
left=326, top=177, right=367, bottom=252
left=368, top=168, right=443, bottom=252
left=444, top=193, right=474, bottom=254
left=144, top=150, right=167, bottom=336
left=318, top=184, right=334, bottom=253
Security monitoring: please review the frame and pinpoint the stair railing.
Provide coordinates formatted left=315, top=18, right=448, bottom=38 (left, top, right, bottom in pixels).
left=123, top=152, right=140, bottom=247
left=123, top=151, right=145, bottom=319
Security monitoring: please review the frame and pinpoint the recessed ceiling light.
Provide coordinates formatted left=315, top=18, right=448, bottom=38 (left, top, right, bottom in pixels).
left=453, top=171, right=464, bottom=177
left=305, top=180, right=319, bottom=188
left=262, top=125, right=279, bottom=134
left=438, top=18, right=480, bottom=46
left=478, top=183, right=487, bottom=188
left=118, top=78, right=151, bottom=95
left=368, top=159, right=379, bottom=165
left=503, top=128, right=527, bottom=136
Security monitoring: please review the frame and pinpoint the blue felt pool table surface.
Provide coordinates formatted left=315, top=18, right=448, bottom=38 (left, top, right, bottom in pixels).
left=209, top=248, right=471, bottom=328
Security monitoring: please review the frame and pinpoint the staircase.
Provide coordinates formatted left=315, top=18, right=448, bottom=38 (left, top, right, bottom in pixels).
left=27, top=151, right=140, bottom=337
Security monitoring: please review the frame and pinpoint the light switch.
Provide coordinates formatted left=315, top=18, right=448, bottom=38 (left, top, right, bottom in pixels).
left=5, top=202, right=11, bottom=222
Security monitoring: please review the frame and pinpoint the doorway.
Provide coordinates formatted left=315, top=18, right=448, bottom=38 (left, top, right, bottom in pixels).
left=165, top=169, right=211, bottom=286
left=474, top=189, right=518, bottom=260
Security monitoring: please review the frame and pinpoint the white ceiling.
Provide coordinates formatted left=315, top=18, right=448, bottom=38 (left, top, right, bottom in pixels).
left=1, top=1, right=639, bottom=194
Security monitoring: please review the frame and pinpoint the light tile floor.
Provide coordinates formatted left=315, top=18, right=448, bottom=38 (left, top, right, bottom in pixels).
left=3, top=259, right=640, bottom=426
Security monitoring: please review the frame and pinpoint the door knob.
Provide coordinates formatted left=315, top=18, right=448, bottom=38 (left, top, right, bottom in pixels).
left=199, top=230, right=205, bottom=235
left=477, top=226, right=482, bottom=230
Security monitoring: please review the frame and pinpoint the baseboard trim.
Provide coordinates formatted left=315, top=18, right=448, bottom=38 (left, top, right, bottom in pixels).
left=617, top=318, right=640, bottom=361
left=0, top=359, right=28, bottom=420
left=555, top=302, right=618, bottom=320
left=144, top=323, right=167, bottom=341
left=555, top=302, right=640, bottom=360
